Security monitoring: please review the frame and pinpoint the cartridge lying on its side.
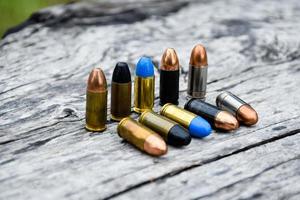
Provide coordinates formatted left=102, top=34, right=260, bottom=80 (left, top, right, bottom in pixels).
left=118, top=117, right=167, bottom=156
left=139, top=110, right=191, bottom=146
left=185, top=99, right=239, bottom=131
left=216, top=91, right=258, bottom=126
left=160, top=103, right=211, bottom=138
left=85, top=68, right=107, bottom=132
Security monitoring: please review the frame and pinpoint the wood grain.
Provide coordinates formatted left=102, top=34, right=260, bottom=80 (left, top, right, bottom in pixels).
left=115, top=133, right=300, bottom=200
left=0, top=0, right=300, bottom=199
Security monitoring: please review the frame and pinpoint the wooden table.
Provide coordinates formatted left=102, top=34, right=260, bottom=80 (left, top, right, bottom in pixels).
left=1, top=0, right=300, bottom=199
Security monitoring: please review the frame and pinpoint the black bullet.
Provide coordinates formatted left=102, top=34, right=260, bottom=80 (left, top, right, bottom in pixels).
left=111, top=62, right=132, bottom=121
left=185, top=99, right=239, bottom=131
left=167, top=125, right=192, bottom=146
left=139, top=110, right=191, bottom=146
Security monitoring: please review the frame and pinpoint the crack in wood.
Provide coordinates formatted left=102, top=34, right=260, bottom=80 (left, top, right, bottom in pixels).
left=13, top=135, right=61, bottom=155
left=11, top=126, right=84, bottom=155
left=103, top=129, right=300, bottom=200
left=191, top=156, right=300, bottom=200
left=0, top=118, right=83, bottom=146
left=0, top=80, right=42, bottom=96
left=1, top=1, right=300, bottom=199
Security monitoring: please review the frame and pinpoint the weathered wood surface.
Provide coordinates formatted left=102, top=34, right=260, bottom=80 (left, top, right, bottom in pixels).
left=118, top=133, right=300, bottom=200
left=0, top=0, right=300, bottom=199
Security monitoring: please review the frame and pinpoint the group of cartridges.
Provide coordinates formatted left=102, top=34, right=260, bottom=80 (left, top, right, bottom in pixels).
left=85, top=44, right=258, bottom=156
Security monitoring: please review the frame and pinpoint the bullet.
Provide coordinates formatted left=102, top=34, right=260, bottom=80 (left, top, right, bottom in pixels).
left=111, top=62, right=132, bottom=121
left=187, top=44, right=208, bottom=99
left=184, top=99, right=239, bottom=131
left=118, top=117, right=167, bottom=156
left=216, top=91, right=258, bottom=126
left=134, top=57, right=155, bottom=113
left=160, top=103, right=211, bottom=138
left=139, top=110, right=191, bottom=146
left=160, top=48, right=180, bottom=105
left=85, top=68, right=107, bottom=132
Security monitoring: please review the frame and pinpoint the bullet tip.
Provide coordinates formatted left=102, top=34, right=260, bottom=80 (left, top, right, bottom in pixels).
left=168, top=125, right=191, bottom=146
left=189, top=116, right=212, bottom=138
left=144, top=134, right=167, bottom=156
left=160, top=48, right=179, bottom=71
left=237, top=105, right=258, bottom=126
left=189, top=44, right=208, bottom=67
left=136, top=56, right=154, bottom=77
left=87, top=68, right=107, bottom=92
left=215, top=111, right=239, bottom=131
left=112, top=62, right=131, bottom=83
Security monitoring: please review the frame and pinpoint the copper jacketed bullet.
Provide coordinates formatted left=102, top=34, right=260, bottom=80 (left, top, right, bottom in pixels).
left=160, top=103, right=211, bottom=138
left=160, top=48, right=180, bottom=105
left=216, top=91, right=258, bottom=126
left=118, top=117, right=167, bottom=156
left=139, top=110, right=191, bottom=146
left=134, top=57, right=155, bottom=113
left=187, top=44, right=208, bottom=99
left=111, top=62, right=132, bottom=121
left=85, top=68, right=107, bottom=132
left=185, top=99, right=239, bottom=131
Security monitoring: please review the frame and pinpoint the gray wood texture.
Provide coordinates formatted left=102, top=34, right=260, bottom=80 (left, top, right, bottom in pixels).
left=0, top=0, right=300, bottom=199
left=117, top=133, right=300, bottom=200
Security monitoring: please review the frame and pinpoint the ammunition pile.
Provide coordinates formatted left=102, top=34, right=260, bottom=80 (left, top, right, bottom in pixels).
left=85, top=44, right=259, bottom=156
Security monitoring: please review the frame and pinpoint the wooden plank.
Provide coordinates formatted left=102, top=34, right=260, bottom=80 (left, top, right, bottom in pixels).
left=0, top=0, right=300, bottom=199
left=115, top=133, right=300, bottom=200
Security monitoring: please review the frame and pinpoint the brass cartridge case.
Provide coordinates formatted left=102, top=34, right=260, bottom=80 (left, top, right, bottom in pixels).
left=133, top=76, right=155, bottom=113
left=160, top=103, right=196, bottom=128
left=85, top=68, right=107, bottom=132
left=139, top=110, right=192, bottom=146
left=139, top=110, right=174, bottom=140
left=111, top=62, right=132, bottom=121
left=118, top=117, right=167, bottom=156
left=111, top=83, right=131, bottom=121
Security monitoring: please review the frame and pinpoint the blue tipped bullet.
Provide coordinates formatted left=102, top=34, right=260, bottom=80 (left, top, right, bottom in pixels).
left=160, top=103, right=211, bottom=138
left=134, top=57, right=155, bottom=113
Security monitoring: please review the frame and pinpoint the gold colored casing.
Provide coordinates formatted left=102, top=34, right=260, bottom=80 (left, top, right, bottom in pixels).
left=118, top=117, right=156, bottom=151
left=134, top=76, right=154, bottom=113
left=139, top=110, right=175, bottom=141
left=111, top=82, right=131, bottom=121
left=160, top=103, right=196, bottom=128
left=85, top=91, right=107, bottom=131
